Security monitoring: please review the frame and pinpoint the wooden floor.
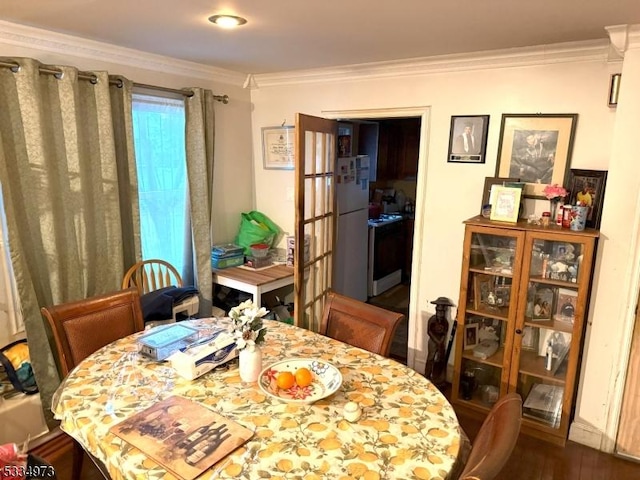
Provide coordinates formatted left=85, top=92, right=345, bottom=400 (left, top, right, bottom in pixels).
left=456, top=408, right=640, bottom=480
left=43, top=407, right=640, bottom=480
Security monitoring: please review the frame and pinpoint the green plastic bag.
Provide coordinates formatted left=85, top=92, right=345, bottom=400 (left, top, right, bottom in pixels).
left=235, top=211, right=281, bottom=255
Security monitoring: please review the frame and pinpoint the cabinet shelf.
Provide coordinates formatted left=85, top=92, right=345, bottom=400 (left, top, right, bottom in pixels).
left=524, top=318, right=574, bottom=334
left=469, top=267, right=514, bottom=279
left=452, top=215, right=598, bottom=446
left=465, top=306, right=509, bottom=321
left=529, top=276, right=579, bottom=288
left=518, top=350, right=567, bottom=384
left=462, top=347, right=505, bottom=368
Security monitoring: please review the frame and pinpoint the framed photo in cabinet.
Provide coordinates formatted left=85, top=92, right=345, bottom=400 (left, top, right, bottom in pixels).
left=473, top=274, right=494, bottom=310
left=532, top=287, right=554, bottom=321
left=464, top=323, right=479, bottom=350
left=538, top=329, right=571, bottom=358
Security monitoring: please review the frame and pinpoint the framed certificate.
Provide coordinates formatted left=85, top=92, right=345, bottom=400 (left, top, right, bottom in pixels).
left=262, top=126, right=295, bottom=170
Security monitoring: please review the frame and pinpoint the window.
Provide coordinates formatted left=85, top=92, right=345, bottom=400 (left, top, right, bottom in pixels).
left=132, top=93, right=188, bottom=274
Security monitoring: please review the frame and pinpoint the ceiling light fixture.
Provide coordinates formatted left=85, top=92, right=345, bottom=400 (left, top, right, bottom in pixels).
left=208, top=14, right=247, bottom=28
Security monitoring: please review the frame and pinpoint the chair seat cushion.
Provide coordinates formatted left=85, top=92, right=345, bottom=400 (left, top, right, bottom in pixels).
left=141, top=286, right=199, bottom=321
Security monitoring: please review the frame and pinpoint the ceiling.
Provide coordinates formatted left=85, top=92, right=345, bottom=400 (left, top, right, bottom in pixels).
left=1, top=1, right=639, bottom=75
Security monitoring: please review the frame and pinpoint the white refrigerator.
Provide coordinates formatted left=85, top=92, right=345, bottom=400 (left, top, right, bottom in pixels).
left=333, top=155, right=370, bottom=302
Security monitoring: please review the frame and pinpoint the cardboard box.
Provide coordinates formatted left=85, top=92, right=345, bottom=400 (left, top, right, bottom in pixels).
left=286, top=234, right=310, bottom=267
left=167, top=328, right=238, bottom=380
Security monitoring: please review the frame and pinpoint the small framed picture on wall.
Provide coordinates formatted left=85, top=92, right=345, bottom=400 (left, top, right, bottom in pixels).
left=447, top=115, right=490, bottom=164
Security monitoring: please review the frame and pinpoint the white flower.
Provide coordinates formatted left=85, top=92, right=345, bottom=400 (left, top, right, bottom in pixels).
left=228, top=299, right=268, bottom=350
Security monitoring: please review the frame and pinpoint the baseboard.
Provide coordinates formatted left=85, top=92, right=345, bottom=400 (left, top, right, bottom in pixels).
left=28, top=427, right=73, bottom=462
left=568, top=421, right=603, bottom=450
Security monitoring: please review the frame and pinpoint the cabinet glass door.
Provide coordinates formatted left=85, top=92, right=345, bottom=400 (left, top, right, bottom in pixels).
left=515, top=236, right=584, bottom=430
left=457, top=230, right=521, bottom=409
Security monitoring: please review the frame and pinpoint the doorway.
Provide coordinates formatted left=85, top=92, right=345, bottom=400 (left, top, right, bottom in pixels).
left=322, top=106, right=430, bottom=369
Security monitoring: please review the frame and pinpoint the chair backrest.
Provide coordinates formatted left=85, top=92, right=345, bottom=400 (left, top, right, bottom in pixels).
left=121, top=259, right=183, bottom=295
left=41, top=288, right=145, bottom=377
left=458, top=393, right=523, bottom=480
left=319, top=291, right=404, bottom=356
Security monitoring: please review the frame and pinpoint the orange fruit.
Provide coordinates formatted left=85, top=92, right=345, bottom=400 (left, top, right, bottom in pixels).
left=294, top=367, right=313, bottom=387
left=276, top=371, right=295, bottom=389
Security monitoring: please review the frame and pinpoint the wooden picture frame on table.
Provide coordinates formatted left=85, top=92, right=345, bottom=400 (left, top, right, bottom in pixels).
left=495, top=114, right=578, bottom=199
left=566, top=169, right=608, bottom=229
left=262, top=126, right=295, bottom=170
left=447, top=115, right=490, bottom=164
left=489, top=186, right=522, bottom=223
left=480, top=176, right=520, bottom=214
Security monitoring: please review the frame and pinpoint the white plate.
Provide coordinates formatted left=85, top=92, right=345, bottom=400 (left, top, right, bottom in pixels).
left=258, top=358, right=342, bottom=404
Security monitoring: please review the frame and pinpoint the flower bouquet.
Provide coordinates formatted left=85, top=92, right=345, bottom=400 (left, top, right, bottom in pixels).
left=542, top=184, right=567, bottom=200
left=543, top=184, right=567, bottom=225
left=228, top=299, right=268, bottom=351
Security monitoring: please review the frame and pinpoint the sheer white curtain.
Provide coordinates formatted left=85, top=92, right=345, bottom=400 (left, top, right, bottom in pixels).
left=0, top=188, right=24, bottom=345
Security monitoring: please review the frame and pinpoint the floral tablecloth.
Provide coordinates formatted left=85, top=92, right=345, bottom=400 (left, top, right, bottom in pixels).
left=52, top=318, right=461, bottom=479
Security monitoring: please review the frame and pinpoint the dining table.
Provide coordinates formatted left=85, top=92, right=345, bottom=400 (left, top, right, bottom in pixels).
left=52, top=317, right=462, bottom=479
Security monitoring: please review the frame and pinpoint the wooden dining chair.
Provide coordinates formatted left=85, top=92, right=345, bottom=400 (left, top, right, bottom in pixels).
left=41, top=287, right=145, bottom=480
left=454, top=393, right=523, bottom=480
left=122, top=259, right=199, bottom=323
left=319, top=291, right=404, bottom=356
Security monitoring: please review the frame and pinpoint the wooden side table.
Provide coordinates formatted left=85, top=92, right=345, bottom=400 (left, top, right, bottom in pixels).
left=212, top=264, right=294, bottom=308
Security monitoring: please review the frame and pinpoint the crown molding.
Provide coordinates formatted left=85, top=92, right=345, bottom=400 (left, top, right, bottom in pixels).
left=0, top=20, right=246, bottom=87
left=251, top=40, right=610, bottom=89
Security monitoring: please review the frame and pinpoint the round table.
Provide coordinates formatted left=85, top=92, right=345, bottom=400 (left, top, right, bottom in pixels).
left=53, top=318, right=461, bottom=479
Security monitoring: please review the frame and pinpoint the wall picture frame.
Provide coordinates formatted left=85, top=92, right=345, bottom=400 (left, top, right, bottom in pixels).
left=496, top=114, right=578, bottom=199
left=566, top=169, right=608, bottom=229
left=448, top=115, right=490, bottom=164
left=262, top=126, right=295, bottom=170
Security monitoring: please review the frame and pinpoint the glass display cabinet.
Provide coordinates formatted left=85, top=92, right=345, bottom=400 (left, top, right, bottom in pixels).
left=452, top=215, right=598, bottom=445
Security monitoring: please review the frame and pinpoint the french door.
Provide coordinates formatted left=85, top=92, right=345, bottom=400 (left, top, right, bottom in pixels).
left=293, top=113, right=337, bottom=331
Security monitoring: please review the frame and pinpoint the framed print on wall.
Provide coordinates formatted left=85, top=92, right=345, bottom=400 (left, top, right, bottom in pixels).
left=566, top=169, right=608, bottom=229
left=448, top=115, right=490, bottom=163
left=495, top=114, right=578, bottom=198
left=262, top=126, right=295, bottom=170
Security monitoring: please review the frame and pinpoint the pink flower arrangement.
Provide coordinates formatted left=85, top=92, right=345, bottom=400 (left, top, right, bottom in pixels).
left=543, top=184, right=567, bottom=200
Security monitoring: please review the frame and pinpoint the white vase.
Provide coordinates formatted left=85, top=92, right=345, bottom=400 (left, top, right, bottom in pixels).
left=238, top=345, right=262, bottom=383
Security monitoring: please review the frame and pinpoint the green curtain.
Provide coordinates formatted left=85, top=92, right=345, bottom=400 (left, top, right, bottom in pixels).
left=0, top=58, right=139, bottom=427
left=184, top=88, right=215, bottom=316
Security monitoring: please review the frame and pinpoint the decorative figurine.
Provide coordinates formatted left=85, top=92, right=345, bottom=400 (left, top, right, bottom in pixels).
left=425, top=296, right=454, bottom=389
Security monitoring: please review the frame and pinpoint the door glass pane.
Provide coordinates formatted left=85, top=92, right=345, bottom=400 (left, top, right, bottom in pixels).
left=459, top=232, right=516, bottom=406
left=518, top=238, right=582, bottom=429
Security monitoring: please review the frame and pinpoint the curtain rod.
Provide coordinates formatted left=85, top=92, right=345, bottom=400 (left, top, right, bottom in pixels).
left=0, top=60, right=229, bottom=104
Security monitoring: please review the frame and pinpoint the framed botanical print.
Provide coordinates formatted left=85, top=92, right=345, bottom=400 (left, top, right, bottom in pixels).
left=496, top=114, right=578, bottom=198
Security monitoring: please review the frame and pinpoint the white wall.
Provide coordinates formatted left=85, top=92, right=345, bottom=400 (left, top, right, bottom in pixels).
left=0, top=21, right=255, bottom=245
left=248, top=33, right=640, bottom=450
left=3, top=19, right=640, bottom=453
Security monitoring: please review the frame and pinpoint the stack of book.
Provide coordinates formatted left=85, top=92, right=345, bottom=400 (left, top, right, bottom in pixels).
left=523, top=383, right=564, bottom=428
